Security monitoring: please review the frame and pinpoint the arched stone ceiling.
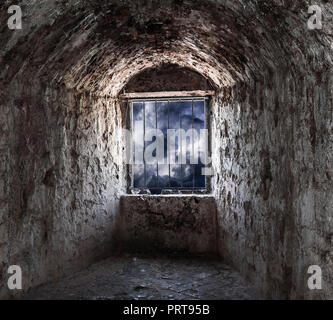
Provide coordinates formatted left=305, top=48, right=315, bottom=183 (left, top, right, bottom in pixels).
left=0, top=0, right=332, bottom=97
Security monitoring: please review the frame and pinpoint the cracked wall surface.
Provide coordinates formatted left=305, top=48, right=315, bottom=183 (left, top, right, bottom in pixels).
left=1, top=85, right=126, bottom=298
left=212, top=72, right=333, bottom=299
left=117, top=196, right=218, bottom=255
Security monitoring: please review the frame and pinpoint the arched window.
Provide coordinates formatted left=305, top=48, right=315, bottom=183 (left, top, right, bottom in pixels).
left=121, top=65, right=214, bottom=194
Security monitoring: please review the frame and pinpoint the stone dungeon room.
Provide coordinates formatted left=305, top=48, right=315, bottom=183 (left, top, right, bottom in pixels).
left=0, top=0, right=333, bottom=301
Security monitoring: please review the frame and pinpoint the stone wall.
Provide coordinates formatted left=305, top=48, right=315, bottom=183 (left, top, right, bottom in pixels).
left=212, top=71, right=333, bottom=299
left=124, top=64, right=213, bottom=93
left=117, top=195, right=218, bottom=255
left=0, top=0, right=333, bottom=300
left=0, top=82, right=126, bottom=298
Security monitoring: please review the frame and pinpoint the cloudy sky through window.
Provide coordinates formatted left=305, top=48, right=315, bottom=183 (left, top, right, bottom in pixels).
left=132, top=100, right=206, bottom=192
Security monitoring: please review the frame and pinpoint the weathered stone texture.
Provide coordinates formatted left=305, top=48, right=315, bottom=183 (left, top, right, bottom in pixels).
left=0, top=0, right=332, bottom=299
left=212, top=72, right=333, bottom=299
left=124, top=64, right=213, bottom=92
left=117, top=196, right=218, bottom=255
left=25, top=255, right=257, bottom=300
left=1, top=83, right=126, bottom=298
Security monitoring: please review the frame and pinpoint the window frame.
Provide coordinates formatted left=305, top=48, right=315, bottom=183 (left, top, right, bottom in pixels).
left=126, top=96, right=212, bottom=195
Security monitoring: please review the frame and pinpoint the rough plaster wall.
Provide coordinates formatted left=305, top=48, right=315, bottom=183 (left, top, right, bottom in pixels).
left=124, top=64, right=213, bottom=92
left=0, top=82, right=125, bottom=298
left=0, top=0, right=333, bottom=300
left=212, top=70, right=333, bottom=299
left=117, top=196, right=218, bottom=255
left=0, top=83, right=10, bottom=298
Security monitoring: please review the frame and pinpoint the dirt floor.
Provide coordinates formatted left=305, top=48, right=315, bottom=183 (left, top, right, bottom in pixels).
left=25, top=254, right=257, bottom=300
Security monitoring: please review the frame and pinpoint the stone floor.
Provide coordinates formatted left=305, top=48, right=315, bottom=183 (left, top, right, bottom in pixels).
left=25, top=254, right=257, bottom=300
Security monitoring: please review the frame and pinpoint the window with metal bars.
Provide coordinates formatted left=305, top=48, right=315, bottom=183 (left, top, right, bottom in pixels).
left=129, top=97, right=209, bottom=194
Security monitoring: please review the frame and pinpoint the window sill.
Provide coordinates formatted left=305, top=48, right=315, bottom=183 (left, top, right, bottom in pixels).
left=123, top=194, right=214, bottom=198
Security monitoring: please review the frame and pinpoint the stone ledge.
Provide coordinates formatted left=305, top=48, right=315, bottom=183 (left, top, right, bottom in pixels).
left=115, top=195, right=218, bottom=255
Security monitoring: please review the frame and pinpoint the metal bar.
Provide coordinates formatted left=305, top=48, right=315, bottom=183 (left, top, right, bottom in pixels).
left=192, top=99, right=195, bottom=190
left=143, top=102, right=146, bottom=188
left=156, top=100, right=158, bottom=187
left=204, top=99, right=208, bottom=189
left=180, top=100, right=183, bottom=188
left=131, top=101, right=134, bottom=188
left=168, top=99, right=170, bottom=188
